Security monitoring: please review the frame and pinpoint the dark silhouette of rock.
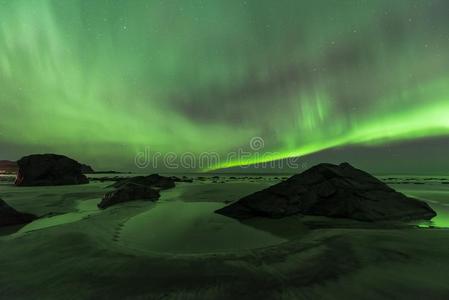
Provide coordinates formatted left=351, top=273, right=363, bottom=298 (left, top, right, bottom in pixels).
left=15, top=154, right=89, bottom=186
left=98, top=183, right=160, bottom=209
left=80, top=164, right=95, bottom=174
left=89, top=176, right=129, bottom=182
left=180, top=176, right=193, bottom=183
left=89, top=170, right=128, bottom=174
left=216, top=163, right=436, bottom=222
left=169, top=176, right=193, bottom=183
left=0, top=198, right=36, bottom=227
left=110, top=174, right=176, bottom=190
left=99, top=174, right=177, bottom=208
left=0, top=160, right=18, bottom=174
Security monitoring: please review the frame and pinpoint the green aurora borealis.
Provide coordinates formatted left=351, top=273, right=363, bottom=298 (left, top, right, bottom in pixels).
left=1, top=0, right=449, bottom=171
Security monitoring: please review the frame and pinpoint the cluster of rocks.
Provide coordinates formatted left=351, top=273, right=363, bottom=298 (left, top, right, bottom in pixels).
left=15, top=154, right=89, bottom=186
left=98, top=174, right=177, bottom=209
left=109, top=174, right=176, bottom=189
left=90, top=175, right=193, bottom=184
left=384, top=177, right=448, bottom=181
left=381, top=177, right=449, bottom=185
left=173, top=176, right=194, bottom=183
left=98, top=183, right=160, bottom=209
left=194, top=175, right=288, bottom=184
left=216, top=163, right=437, bottom=222
left=89, top=176, right=126, bottom=183
left=0, top=198, right=36, bottom=227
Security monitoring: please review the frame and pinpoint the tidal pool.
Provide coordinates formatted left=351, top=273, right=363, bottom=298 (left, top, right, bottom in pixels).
left=403, top=190, right=449, bottom=228
left=391, top=181, right=449, bottom=228
left=14, top=198, right=101, bottom=234
left=119, top=200, right=287, bottom=254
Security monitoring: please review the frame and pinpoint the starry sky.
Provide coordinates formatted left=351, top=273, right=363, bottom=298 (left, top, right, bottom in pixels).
left=0, top=0, right=448, bottom=173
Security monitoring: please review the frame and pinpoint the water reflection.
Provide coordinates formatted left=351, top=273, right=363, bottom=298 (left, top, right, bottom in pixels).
left=120, top=200, right=286, bottom=254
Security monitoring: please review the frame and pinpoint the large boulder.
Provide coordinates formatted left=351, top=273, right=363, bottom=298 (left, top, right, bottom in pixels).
left=0, top=198, right=36, bottom=227
left=15, top=154, right=89, bottom=186
left=98, top=183, right=160, bottom=209
left=216, top=163, right=436, bottom=222
left=110, top=174, right=176, bottom=190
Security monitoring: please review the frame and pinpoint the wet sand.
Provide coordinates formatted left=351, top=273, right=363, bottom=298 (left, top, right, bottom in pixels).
left=0, top=175, right=449, bottom=299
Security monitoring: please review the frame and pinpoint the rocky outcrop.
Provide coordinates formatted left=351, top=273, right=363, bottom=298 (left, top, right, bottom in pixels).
left=98, top=174, right=177, bottom=209
left=0, top=198, right=36, bottom=227
left=216, top=163, right=436, bottom=222
left=170, top=176, right=193, bottom=183
left=15, top=154, right=89, bottom=186
left=98, top=183, right=160, bottom=209
left=110, top=174, right=176, bottom=190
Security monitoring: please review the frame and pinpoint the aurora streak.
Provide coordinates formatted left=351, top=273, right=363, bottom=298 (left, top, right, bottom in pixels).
left=0, top=0, right=448, bottom=171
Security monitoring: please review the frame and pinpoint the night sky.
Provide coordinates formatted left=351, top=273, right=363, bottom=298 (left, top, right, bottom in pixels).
left=0, top=0, right=448, bottom=173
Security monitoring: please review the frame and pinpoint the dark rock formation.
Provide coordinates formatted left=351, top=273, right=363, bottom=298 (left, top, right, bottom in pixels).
left=0, top=198, right=36, bottom=227
left=90, top=176, right=125, bottom=182
left=98, top=183, right=160, bottom=209
left=170, top=176, right=193, bottom=183
left=0, top=160, right=18, bottom=174
left=110, top=174, right=176, bottom=190
left=98, top=174, right=177, bottom=208
left=216, top=163, right=436, bottom=222
left=87, top=170, right=129, bottom=174
left=15, top=154, right=89, bottom=186
left=80, top=164, right=95, bottom=174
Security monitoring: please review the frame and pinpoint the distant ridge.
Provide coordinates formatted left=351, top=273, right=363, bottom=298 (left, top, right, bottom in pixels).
left=0, top=160, right=18, bottom=174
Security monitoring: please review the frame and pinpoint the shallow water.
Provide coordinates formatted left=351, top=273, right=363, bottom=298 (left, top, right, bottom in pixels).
left=119, top=184, right=287, bottom=254
left=392, top=184, right=449, bottom=228
left=0, top=180, right=108, bottom=236
left=14, top=198, right=100, bottom=234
